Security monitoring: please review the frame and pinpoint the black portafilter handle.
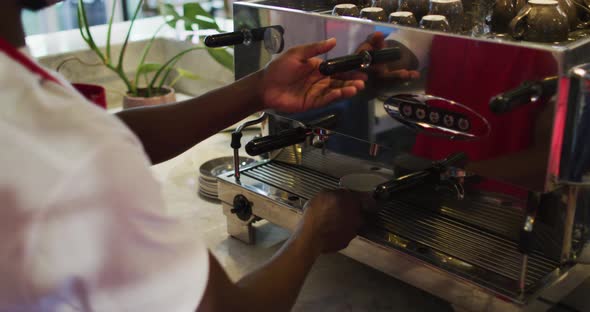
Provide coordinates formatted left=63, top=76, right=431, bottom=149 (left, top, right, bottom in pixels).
left=374, top=170, right=433, bottom=201
left=319, top=47, right=402, bottom=76
left=245, top=127, right=311, bottom=156
left=204, top=31, right=247, bottom=48
left=373, top=152, right=468, bottom=201
left=489, top=77, right=558, bottom=114
left=204, top=26, right=284, bottom=48
left=437, top=151, right=468, bottom=168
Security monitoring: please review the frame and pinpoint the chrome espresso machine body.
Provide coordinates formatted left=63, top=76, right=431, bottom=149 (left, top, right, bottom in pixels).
left=212, top=0, right=590, bottom=310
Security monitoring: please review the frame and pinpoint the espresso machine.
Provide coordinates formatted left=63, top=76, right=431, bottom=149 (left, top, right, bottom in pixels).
left=205, top=0, right=590, bottom=310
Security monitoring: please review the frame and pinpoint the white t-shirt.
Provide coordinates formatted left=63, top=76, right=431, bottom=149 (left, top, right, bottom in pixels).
left=0, top=47, right=209, bottom=311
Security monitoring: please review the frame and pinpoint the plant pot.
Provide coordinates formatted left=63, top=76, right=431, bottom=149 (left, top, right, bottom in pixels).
left=123, top=86, right=177, bottom=109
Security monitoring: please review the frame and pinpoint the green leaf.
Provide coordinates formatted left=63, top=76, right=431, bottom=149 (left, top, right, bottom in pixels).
left=106, top=0, right=118, bottom=62
left=159, top=3, right=181, bottom=28
left=182, top=3, right=219, bottom=30
left=176, top=68, right=201, bottom=80
left=133, top=22, right=168, bottom=93
left=148, top=46, right=205, bottom=90
left=207, top=48, right=234, bottom=72
left=117, top=0, right=144, bottom=69
left=137, top=63, right=163, bottom=75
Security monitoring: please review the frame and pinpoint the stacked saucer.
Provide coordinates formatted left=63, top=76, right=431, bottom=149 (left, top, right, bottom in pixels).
left=198, top=156, right=256, bottom=200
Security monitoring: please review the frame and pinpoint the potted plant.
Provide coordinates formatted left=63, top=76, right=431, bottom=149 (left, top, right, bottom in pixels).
left=77, top=0, right=233, bottom=109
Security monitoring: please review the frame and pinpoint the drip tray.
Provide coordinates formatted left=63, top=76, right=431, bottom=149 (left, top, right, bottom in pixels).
left=237, top=161, right=560, bottom=299
left=369, top=200, right=559, bottom=298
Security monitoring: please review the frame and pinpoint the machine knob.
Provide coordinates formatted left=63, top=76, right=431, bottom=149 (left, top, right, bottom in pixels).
left=245, top=127, right=310, bottom=156
left=204, top=26, right=285, bottom=53
left=489, top=76, right=557, bottom=114
left=319, top=47, right=401, bottom=75
left=231, top=194, right=253, bottom=221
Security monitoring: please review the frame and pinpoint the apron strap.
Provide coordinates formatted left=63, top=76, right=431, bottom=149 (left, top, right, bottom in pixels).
left=0, top=36, right=107, bottom=109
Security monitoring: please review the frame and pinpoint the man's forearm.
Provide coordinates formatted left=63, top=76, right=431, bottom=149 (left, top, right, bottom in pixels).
left=235, top=223, right=320, bottom=311
left=199, top=223, right=321, bottom=312
left=115, top=70, right=265, bottom=164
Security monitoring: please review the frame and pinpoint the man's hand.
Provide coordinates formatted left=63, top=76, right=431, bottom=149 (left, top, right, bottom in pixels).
left=198, top=190, right=366, bottom=312
left=301, top=190, right=365, bottom=254
left=261, top=38, right=368, bottom=113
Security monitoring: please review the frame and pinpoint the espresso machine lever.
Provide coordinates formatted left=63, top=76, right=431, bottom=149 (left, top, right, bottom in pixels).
left=204, top=26, right=285, bottom=53
left=319, top=47, right=401, bottom=75
left=489, top=76, right=558, bottom=114
left=374, top=152, right=469, bottom=201
left=245, top=127, right=311, bottom=156
left=244, top=114, right=339, bottom=156
left=231, top=113, right=268, bottom=182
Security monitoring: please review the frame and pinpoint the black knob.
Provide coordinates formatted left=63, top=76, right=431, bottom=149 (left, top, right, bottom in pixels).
left=204, top=26, right=285, bottom=49
left=319, top=47, right=402, bottom=75
left=245, top=127, right=310, bottom=156
left=489, top=77, right=557, bottom=114
left=437, top=152, right=468, bottom=168
left=373, top=170, right=433, bottom=201
left=205, top=31, right=247, bottom=48
left=232, top=195, right=253, bottom=221
left=319, top=53, right=367, bottom=76
left=370, top=48, right=402, bottom=64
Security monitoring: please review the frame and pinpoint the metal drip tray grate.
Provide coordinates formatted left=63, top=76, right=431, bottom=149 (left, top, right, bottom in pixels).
left=375, top=201, right=559, bottom=288
left=242, top=161, right=340, bottom=200
left=238, top=161, right=559, bottom=296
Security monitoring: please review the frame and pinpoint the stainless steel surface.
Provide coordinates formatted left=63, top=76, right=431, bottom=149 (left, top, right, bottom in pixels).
left=243, top=162, right=338, bottom=199
left=520, top=255, right=529, bottom=295
left=561, top=186, right=579, bottom=262
left=200, top=156, right=256, bottom=178
left=226, top=1, right=590, bottom=310
left=232, top=113, right=267, bottom=181
left=375, top=201, right=557, bottom=287
left=233, top=0, right=590, bottom=193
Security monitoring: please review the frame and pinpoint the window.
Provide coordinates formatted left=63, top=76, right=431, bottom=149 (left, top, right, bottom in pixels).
left=22, top=0, right=230, bottom=36
left=22, top=0, right=122, bottom=36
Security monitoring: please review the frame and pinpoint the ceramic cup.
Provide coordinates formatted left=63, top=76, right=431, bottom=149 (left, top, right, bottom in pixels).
left=429, top=0, right=464, bottom=32
left=333, top=3, right=361, bottom=16
left=420, top=14, right=452, bottom=32
left=389, top=11, right=419, bottom=25
left=509, top=0, right=569, bottom=42
left=360, top=7, right=388, bottom=21
left=357, top=0, right=373, bottom=8
left=398, top=0, right=431, bottom=21
left=490, top=0, right=525, bottom=33
left=372, top=0, right=399, bottom=15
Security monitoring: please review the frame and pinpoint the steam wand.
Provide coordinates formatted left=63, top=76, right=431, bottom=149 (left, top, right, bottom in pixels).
left=518, top=193, right=543, bottom=297
left=231, top=113, right=267, bottom=182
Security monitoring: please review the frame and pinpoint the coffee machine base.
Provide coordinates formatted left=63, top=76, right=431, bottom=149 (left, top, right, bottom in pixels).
left=218, top=157, right=590, bottom=312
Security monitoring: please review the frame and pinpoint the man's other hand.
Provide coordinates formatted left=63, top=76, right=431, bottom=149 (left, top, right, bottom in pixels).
left=301, top=190, right=365, bottom=254
left=260, top=38, right=368, bottom=113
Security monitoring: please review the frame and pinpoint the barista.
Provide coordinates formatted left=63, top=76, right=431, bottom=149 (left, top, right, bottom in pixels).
left=0, top=1, right=369, bottom=311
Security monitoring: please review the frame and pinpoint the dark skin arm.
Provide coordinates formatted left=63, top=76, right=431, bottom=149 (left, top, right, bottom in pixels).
left=197, top=191, right=364, bottom=312
left=116, top=38, right=366, bottom=164
left=116, top=40, right=369, bottom=310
